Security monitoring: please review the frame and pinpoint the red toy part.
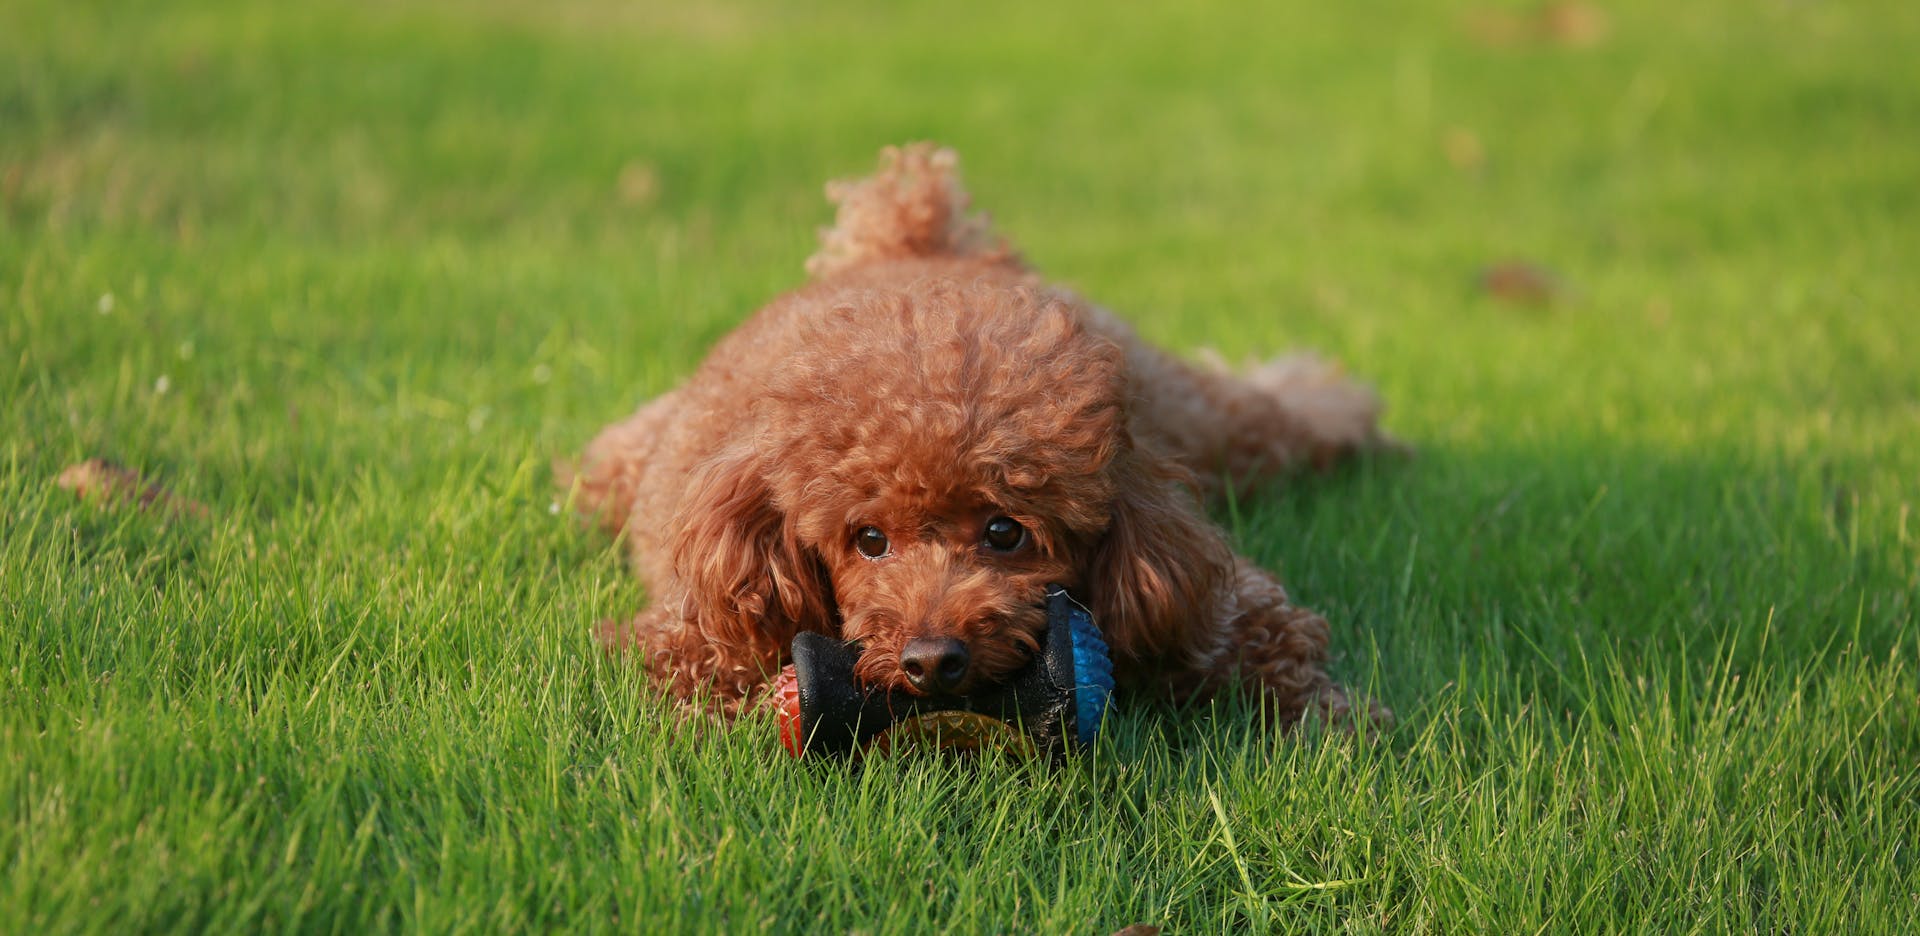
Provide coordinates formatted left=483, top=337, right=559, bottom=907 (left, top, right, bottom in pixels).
left=772, top=665, right=806, bottom=758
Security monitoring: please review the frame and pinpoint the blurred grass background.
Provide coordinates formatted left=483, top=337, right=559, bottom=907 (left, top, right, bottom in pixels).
left=3, top=0, right=1917, bottom=931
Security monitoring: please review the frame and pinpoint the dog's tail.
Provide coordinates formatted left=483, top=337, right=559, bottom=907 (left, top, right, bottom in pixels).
left=805, top=143, right=1019, bottom=279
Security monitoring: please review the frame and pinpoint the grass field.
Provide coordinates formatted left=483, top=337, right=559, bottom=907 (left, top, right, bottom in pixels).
left=4, top=0, right=1918, bottom=931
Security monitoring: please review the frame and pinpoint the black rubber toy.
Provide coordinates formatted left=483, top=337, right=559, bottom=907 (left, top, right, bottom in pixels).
left=774, top=585, right=1114, bottom=759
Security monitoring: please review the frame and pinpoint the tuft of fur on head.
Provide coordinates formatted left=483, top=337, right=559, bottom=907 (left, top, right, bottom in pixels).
left=804, top=143, right=1018, bottom=279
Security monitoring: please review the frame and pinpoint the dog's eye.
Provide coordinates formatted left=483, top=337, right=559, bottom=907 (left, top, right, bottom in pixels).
left=854, top=526, right=890, bottom=559
left=982, top=516, right=1027, bottom=553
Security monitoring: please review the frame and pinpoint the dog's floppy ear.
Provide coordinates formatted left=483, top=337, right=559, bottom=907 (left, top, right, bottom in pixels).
left=667, top=444, right=832, bottom=661
left=1086, top=448, right=1233, bottom=668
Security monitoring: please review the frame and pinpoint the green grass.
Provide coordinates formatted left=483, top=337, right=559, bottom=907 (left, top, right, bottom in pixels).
left=4, top=0, right=1917, bottom=931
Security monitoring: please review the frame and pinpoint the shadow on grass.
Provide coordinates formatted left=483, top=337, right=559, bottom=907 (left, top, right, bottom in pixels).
left=1229, top=439, right=1914, bottom=729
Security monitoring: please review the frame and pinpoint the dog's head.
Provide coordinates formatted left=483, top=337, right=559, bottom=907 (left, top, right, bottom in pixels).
left=668, top=278, right=1230, bottom=695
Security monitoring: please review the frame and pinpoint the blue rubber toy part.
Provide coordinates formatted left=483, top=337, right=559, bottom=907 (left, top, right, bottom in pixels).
left=1063, top=599, right=1114, bottom=748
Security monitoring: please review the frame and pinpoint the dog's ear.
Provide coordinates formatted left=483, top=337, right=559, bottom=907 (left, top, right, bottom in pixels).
left=1085, top=448, right=1233, bottom=668
left=667, top=445, right=832, bottom=662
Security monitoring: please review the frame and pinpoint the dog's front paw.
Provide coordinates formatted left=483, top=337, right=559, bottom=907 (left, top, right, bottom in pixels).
left=1310, top=683, right=1395, bottom=734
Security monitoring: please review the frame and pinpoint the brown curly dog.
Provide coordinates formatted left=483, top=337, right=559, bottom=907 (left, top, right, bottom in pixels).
left=574, top=144, right=1395, bottom=726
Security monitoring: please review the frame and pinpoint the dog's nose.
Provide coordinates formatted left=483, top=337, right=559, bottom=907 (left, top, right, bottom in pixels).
left=899, top=637, right=969, bottom=694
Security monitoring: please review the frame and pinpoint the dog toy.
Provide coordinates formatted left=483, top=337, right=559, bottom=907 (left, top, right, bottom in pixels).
left=773, top=585, right=1114, bottom=759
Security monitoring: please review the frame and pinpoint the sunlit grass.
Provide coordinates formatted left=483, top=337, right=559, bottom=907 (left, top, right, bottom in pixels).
left=3, top=0, right=1916, bottom=931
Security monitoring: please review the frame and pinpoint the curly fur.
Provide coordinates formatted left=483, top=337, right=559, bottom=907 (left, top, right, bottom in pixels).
left=576, top=143, right=1395, bottom=725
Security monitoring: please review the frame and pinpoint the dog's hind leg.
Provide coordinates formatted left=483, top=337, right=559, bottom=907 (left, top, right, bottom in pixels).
left=1094, top=308, right=1399, bottom=494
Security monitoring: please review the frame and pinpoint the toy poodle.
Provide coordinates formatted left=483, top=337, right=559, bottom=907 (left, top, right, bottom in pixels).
left=574, top=144, right=1394, bottom=727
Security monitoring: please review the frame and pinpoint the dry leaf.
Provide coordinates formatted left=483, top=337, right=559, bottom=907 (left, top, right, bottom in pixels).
left=1478, top=262, right=1564, bottom=306
left=57, top=458, right=210, bottom=520
left=617, top=160, right=660, bottom=206
left=1539, top=2, right=1610, bottom=47
left=1466, top=2, right=1610, bottom=49
left=1443, top=127, right=1485, bottom=171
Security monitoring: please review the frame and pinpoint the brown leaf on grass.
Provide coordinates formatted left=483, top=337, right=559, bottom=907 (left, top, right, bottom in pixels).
left=1442, top=126, right=1485, bottom=171
left=1466, top=2, right=1610, bottom=49
left=617, top=160, right=660, bottom=206
left=1110, top=927, right=1160, bottom=936
left=57, top=458, right=210, bottom=520
left=1538, top=1, right=1610, bottom=46
left=1478, top=262, right=1565, bottom=306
